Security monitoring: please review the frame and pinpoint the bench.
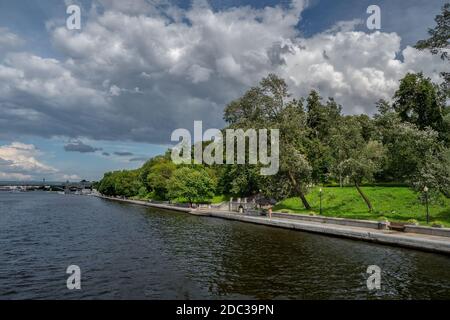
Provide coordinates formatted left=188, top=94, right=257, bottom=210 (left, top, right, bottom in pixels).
left=389, top=222, right=406, bottom=232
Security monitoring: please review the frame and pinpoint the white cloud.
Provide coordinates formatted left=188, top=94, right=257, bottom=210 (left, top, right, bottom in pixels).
left=0, top=27, right=24, bottom=52
left=0, top=142, right=57, bottom=179
left=0, top=172, right=32, bottom=181
left=0, top=142, right=80, bottom=181
left=279, top=31, right=448, bottom=112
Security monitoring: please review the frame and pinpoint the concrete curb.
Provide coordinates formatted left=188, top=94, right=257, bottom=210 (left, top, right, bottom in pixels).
left=404, top=224, right=450, bottom=237
left=272, top=212, right=388, bottom=230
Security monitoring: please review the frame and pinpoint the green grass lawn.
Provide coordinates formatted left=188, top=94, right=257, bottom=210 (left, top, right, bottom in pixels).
left=273, top=187, right=450, bottom=227
left=211, top=194, right=230, bottom=203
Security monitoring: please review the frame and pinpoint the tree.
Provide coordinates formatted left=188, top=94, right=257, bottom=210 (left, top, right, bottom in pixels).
left=217, top=164, right=261, bottom=197
left=98, top=172, right=116, bottom=196
left=97, top=170, right=143, bottom=198
left=146, top=161, right=176, bottom=200
left=223, top=73, right=290, bottom=127
left=306, top=90, right=324, bottom=136
left=223, top=74, right=314, bottom=209
left=375, top=99, right=393, bottom=116
left=304, top=92, right=342, bottom=183
left=281, top=145, right=313, bottom=209
left=330, top=117, right=385, bottom=211
left=113, top=170, right=143, bottom=198
left=415, top=3, right=449, bottom=61
left=413, top=147, right=450, bottom=199
left=444, top=111, right=450, bottom=143
left=375, top=110, right=441, bottom=182
left=139, top=152, right=171, bottom=191
left=393, top=73, right=444, bottom=135
left=338, top=141, right=385, bottom=211
left=415, top=3, right=450, bottom=115
left=168, top=167, right=216, bottom=206
left=330, top=117, right=364, bottom=184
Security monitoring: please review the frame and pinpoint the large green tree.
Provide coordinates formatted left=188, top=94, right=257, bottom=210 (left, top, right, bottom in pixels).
left=413, top=147, right=450, bottom=198
left=98, top=170, right=143, bottom=198
left=415, top=3, right=449, bottom=60
left=376, top=112, right=441, bottom=182
left=330, top=117, right=385, bottom=211
left=223, top=74, right=313, bottom=209
left=339, top=141, right=385, bottom=211
left=168, top=167, right=216, bottom=206
left=393, top=73, right=444, bottom=135
left=146, top=161, right=176, bottom=200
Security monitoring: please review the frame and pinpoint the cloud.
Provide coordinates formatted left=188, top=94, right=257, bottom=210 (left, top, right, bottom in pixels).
left=0, top=142, right=57, bottom=180
left=0, top=142, right=57, bottom=173
left=62, top=174, right=81, bottom=181
left=278, top=31, right=448, bottom=112
left=102, top=152, right=111, bottom=156
left=113, top=151, right=134, bottom=156
left=64, top=141, right=102, bottom=153
left=0, top=0, right=447, bottom=146
left=0, top=27, right=24, bottom=52
left=0, top=142, right=82, bottom=181
left=129, top=157, right=148, bottom=162
left=325, top=19, right=364, bottom=33
left=0, top=172, right=32, bottom=181
left=0, top=157, right=14, bottom=166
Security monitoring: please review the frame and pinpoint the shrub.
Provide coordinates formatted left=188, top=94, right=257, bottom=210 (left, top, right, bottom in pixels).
left=431, top=221, right=445, bottom=228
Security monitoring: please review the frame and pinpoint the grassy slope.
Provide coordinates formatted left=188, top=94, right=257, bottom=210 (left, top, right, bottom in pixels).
left=273, top=187, right=450, bottom=227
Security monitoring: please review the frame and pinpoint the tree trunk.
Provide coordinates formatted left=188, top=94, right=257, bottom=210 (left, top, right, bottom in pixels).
left=354, top=181, right=372, bottom=211
left=298, top=191, right=311, bottom=210
left=288, top=171, right=312, bottom=210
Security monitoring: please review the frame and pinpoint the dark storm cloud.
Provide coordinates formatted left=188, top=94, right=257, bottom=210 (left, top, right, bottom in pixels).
left=64, top=141, right=102, bottom=153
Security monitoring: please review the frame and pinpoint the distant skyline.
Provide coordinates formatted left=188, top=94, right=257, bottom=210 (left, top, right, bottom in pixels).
left=0, top=0, right=448, bottom=181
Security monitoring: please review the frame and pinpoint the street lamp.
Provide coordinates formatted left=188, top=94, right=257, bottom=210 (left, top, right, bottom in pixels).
left=423, top=186, right=429, bottom=224
left=319, top=187, right=323, bottom=215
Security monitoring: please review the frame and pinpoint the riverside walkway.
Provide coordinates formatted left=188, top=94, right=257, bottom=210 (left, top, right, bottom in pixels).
left=96, top=195, right=450, bottom=255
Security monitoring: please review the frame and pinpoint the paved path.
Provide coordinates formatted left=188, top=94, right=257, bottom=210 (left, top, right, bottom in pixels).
left=96, top=196, right=450, bottom=255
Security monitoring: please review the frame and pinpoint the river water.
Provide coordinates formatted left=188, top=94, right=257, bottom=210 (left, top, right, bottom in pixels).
left=0, top=192, right=449, bottom=299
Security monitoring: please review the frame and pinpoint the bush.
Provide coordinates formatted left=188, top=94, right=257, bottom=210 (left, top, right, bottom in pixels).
left=406, top=219, right=419, bottom=225
left=431, top=221, right=445, bottom=228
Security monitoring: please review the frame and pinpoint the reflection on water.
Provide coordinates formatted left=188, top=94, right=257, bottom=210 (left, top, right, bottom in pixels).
left=0, top=192, right=449, bottom=299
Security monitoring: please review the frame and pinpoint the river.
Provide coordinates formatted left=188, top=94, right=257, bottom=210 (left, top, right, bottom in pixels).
left=0, top=191, right=449, bottom=299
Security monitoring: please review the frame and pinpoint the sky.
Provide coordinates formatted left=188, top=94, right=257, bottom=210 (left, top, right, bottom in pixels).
left=0, top=0, right=448, bottom=182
